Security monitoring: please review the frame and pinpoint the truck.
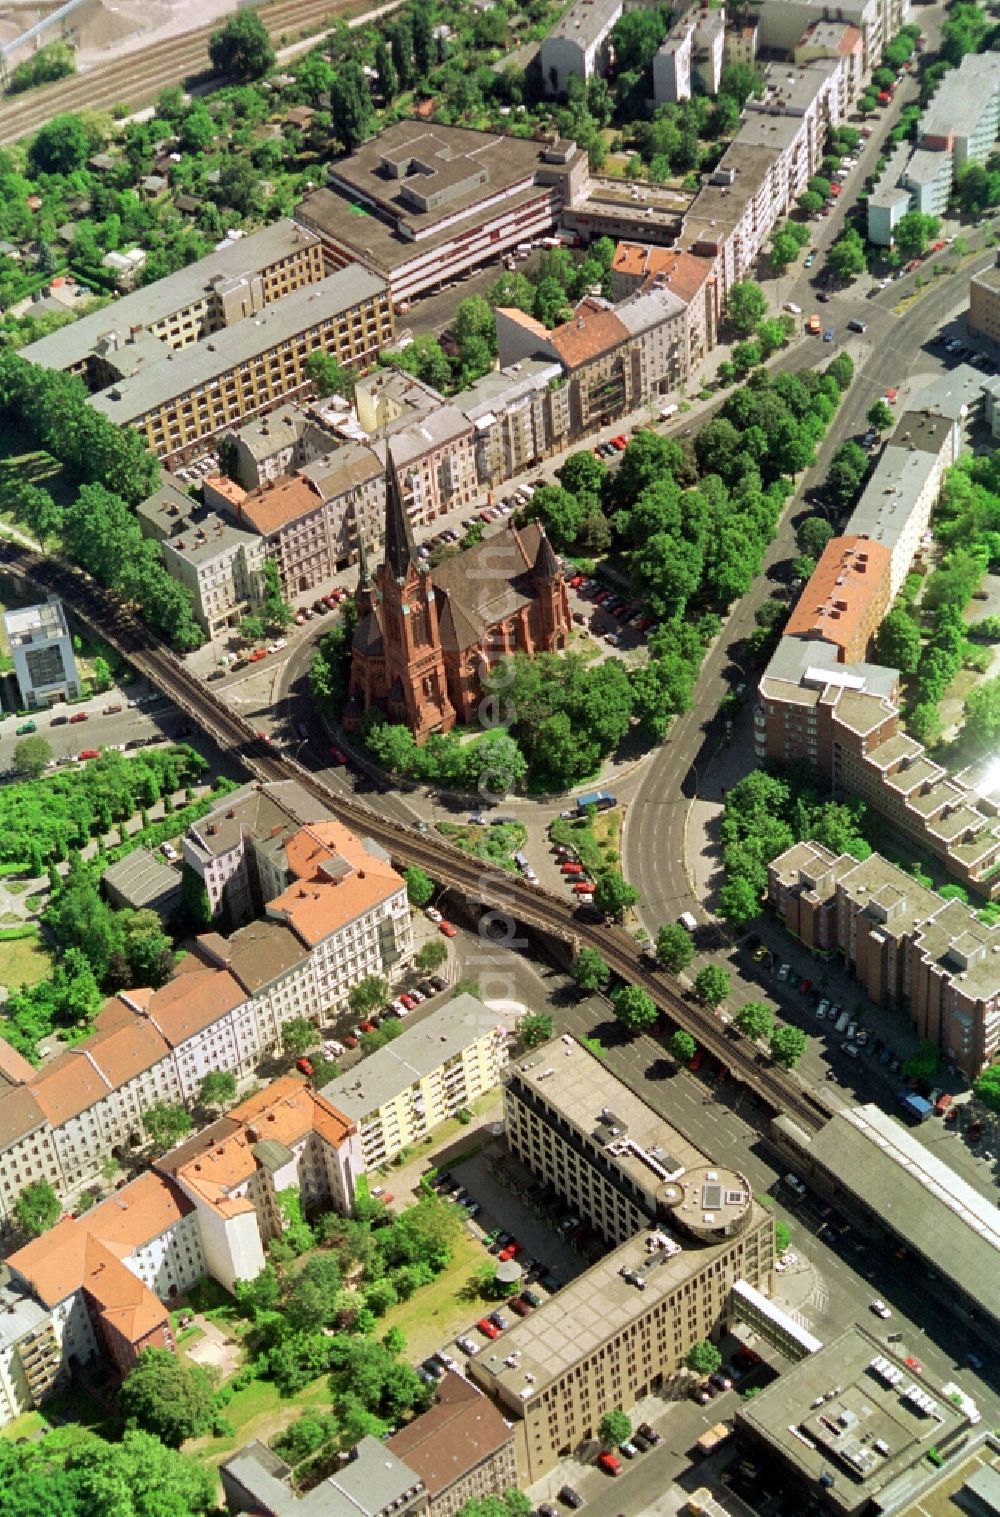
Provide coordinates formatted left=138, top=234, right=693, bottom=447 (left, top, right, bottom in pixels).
left=576, top=790, right=617, bottom=815
left=807, top=314, right=821, bottom=335
left=899, top=1091, right=933, bottom=1124
left=695, top=1423, right=733, bottom=1457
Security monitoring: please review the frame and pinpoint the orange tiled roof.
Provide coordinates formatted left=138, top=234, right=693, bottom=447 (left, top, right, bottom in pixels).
left=204, top=473, right=247, bottom=506
left=238, top=474, right=325, bottom=537
left=145, top=966, right=248, bottom=1045
left=32, top=1050, right=111, bottom=1126
left=548, top=300, right=628, bottom=369
left=87, top=1016, right=171, bottom=1089
left=268, top=822, right=403, bottom=947
left=785, top=536, right=892, bottom=653
left=0, top=1037, right=36, bottom=1086
left=612, top=243, right=713, bottom=303
left=10, top=1172, right=193, bottom=1309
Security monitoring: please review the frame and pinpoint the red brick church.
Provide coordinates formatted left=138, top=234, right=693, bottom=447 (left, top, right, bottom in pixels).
left=344, top=456, right=571, bottom=742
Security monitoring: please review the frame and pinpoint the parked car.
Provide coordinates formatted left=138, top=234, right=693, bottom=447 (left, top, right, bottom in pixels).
left=477, top=1318, right=501, bottom=1340
left=559, top=1488, right=584, bottom=1509
left=439, top=921, right=457, bottom=937
left=425, top=907, right=443, bottom=923
left=870, top=1300, right=891, bottom=1318
left=69, top=711, right=89, bottom=724
left=296, top=1057, right=314, bottom=1076
left=597, top=1453, right=622, bottom=1476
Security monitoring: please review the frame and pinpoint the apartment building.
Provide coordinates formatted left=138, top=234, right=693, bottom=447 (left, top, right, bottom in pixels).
left=3, top=597, right=80, bottom=710
left=470, top=1038, right=773, bottom=1481
left=539, top=0, right=623, bottom=94
left=452, top=358, right=570, bottom=487
left=495, top=284, right=688, bottom=433
left=610, top=242, right=718, bottom=363
left=182, top=779, right=327, bottom=923
left=297, top=125, right=587, bottom=307
left=868, top=53, right=1000, bottom=243
left=157, top=1075, right=361, bottom=1291
left=371, top=404, right=480, bottom=526
left=319, top=997, right=508, bottom=1170
left=20, top=220, right=326, bottom=383
left=387, top=1373, right=518, bottom=1517
left=783, top=536, right=892, bottom=664
left=745, top=0, right=907, bottom=75
left=724, top=16, right=759, bottom=69
left=226, top=400, right=342, bottom=489
left=222, top=1435, right=427, bottom=1517
left=138, top=476, right=267, bottom=637
left=846, top=413, right=955, bottom=597
left=653, top=3, right=725, bottom=105
left=970, top=257, right=1000, bottom=345
left=769, top=841, right=1000, bottom=1074
left=794, top=21, right=864, bottom=113
left=88, top=266, right=393, bottom=469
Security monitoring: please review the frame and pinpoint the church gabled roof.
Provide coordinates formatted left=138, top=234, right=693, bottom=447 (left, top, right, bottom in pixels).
left=384, top=450, right=418, bottom=581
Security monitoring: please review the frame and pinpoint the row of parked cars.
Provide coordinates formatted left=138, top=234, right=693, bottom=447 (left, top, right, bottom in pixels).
left=592, top=434, right=629, bottom=459
left=554, top=840, right=594, bottom=905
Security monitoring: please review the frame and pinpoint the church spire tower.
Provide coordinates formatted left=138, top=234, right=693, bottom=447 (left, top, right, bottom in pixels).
left=374, top=449, right=455, bottom=741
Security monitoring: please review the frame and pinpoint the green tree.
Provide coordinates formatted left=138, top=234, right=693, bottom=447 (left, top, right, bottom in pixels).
left=593, top=869, right=639, bottom=921
left=769, top=1024, right=808, bottom=1069
left=558, top=450, right=607, bottom=498
left=306, top=350, right=354, bottom=399
left=694, top=964, right=730, bottom=1007
left=797, top=516, right=833, bottom=559
left=718, top=875, right=760, bottom=928
left=28, top=112, right=89, bottom=174
left=208, top=10, right=274, bottom=81
left=686, top=1339, right=722, bottom=1376
left=599, top=1408, right=632, bottom=1446
left=330, top=61, right=375, bottom=151
left=797, top=190, right=823, bottom=216
left=283, top=1016, right=318, bottom=1058
left=724, top=281, right=768, bottom=336
left=719, top=61, right=762, bottom=104
left=198, top=1069, right=237, bottom=1112
left=775, top=1220, right=792, bottom=1255
left=453, top=295, right=497, bottom=357
left=656, top=921, right=694, bottom=973
left=973, top=1063, right=1000, bottom=1113
left=827, top=229, right=867, bottom=281
left=13, top=735, right=52, bottom=779
left=14, top=1178, right=60, bottom=1237
left=734, top=1000, right=773, bottom=1040
left=964, top=676, right=1000, bottom=748
left=486, top=270, right=535, bottom=313
left=867, top=399, right=894, bottom=432
left=826, top=439, right=868, bottom=510
left=875, top=606, right=922, bottom=673
left=119, top=1347, right=216, bottom=1447
left=611, top=984, right=658, bottom=1034
left=894, top=210, right=939, bottom=260
left=349, top=975, right=390, bottom=1017
left=142, top=1101, right=193, bottom=1153
left=572, top=947, right=610, bottom=992
left=520, top=1011, right=554, bottom=1048
left=404, top=866, right=434, bottom=907
left=669, top=1029, right=697, bottom=1062
left=415, top=938, right=448, bottom=972
left=907, top=700, right=942, bottom=747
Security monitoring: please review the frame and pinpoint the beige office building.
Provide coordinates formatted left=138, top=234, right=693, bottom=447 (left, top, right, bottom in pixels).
left=470, top=1040, right=775, bottom=1481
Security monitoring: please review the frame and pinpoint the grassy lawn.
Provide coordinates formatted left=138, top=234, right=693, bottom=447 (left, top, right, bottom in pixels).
left=0, top=423, right=74, bottom=509
left=549, top=805, right=623, bottom=876
left=0, top=1409, right=48, bottom=1442
left=377, top=1229, right=487, bottom=1363
left=435, top=819, right=527, bottom=872
left=0, top=929, right=53, bottom=989
left=188, top=1374, right=333, bottom=1470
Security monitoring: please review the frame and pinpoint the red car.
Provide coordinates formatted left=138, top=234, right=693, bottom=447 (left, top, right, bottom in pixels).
left=343, top=1034, right=359, bottom=1049
left=688, top=1049, right=704, bottom=1072
left=562, top=862, right=584, bottom=875
left=69, top=711, right=89, bottom=723
left=884, top=387, right=898, bottom=403
left=248, top=647, right=267, bottom=662
left=598, top=1453, right=622, bottom=1476
left=573, top=880, right=595, bottom=894
left=79, top=749, right=100, bottom=761
left=570, top=574, right=584, bottom=587
left=296, top=1057, right=314, bottom=1076
left=439, top=921, right=457, bottom=937
left=329, top=746, right=347, bottom=764
left=400, top=993, right=417, bottom=1010
left=905, top=1356, right=923, bottom=1375
left=359, top=1021, right=375, bottom=1033
left=477, top=1318, right=501, bottom=1340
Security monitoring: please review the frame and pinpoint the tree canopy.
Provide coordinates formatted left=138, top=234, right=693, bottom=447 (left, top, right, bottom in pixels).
left=119, top=1348, right=216, bottom=1447
left=209, top=11, right=274, bottom=80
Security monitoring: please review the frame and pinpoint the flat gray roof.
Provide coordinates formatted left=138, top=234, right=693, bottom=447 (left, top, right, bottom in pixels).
left=3, top=598, right=68, bottom=647
left=20, top=221, right=321, bottom=372
left=319, top=995, right=502, bottom=1119
left=736, top=1326, right=970, bottom=1515
left=544, top=0, right=622, bottom=44
left=922, top=52, right=1000, bottom=143
left=910, top=363, right=994, bottom=421
left=846, top=446, right=941, bottom=550
left=785, top=1104, right=1000, bottom=1326
left=760, top=635, right=899, bottom=703
left=222, top=1434, right=422, bottom=1517
left=89, top=265, right=386, bottom=423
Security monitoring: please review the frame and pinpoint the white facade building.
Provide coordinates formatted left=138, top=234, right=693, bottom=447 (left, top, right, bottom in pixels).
left=3, top=598, right=79, bottom=710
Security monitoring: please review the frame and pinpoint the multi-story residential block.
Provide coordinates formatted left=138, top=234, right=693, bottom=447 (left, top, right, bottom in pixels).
left=745, top=0, right=907, bottom=76
left=3, top=597, right=80, bottom=710
left=495, top=284, right=688, bottom=434
left=969, top=256, right=1000, bottom=345
left=845, top=410, right=956, bottom=598
left=222, top=1435, right=427, bottom=1517
left=539, top=0, right=623, bottom=94
left=469, top=1038, right=774, bottom=1481
left=784, top=536, right=892, bottom=664
left=770, top=840, right=1000, bottom=1076
left=452, top=358, right=570, bottom=486
left=319, top=996, right=508, bottom=1170
left=371, top=404, right=479, bottom=525
left=20, top=221, right=327, bottom=383
left=157, top=1075, right=361, bottom=1291
left=793, top=20, right=864, bottom=111
left=735, top=1327, right=973, bottom=1517
left=868, top=53, right=1000, bottom=243
left=724, top=15, right=759, bottom=68
left=182, top=779, right=326, bottom=923
left=224, top=400, right=341, bottom=490
left=297, top=125, right=587, bottom=307
left=387, top=1373, right=518, bottom=1517
left=610, top=242, right=718, bottom=362
left=653, top=3, right=725, bottom=105
left=138, top=476, right=267, bottom=637
left=87, top=266, right=393, bottom=469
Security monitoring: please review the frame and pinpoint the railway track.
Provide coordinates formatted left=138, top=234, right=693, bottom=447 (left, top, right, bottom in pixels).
left=0, top=0, right=371, bottom=145
left=0, top=539, right=834, bottom=1136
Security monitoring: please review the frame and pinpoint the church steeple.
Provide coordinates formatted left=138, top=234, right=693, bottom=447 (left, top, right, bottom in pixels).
left=355, top=534, right=373, bottom=619
left=533, top=528, right=560, bottom=582
left=384, top=449, right=418, bottom=582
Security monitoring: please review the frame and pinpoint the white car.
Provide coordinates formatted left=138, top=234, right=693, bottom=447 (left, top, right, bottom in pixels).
left=870, top=1300, right=891, bottom=1319
left=322, top=1040, right=344, bottom=1057
left=267, top=639, right=287, bottom=654
left=457, top=1336, right=481, bottom=1356
left=777, top=963, right=791, bottom=982
left=425, top=907, right=443, bottom=923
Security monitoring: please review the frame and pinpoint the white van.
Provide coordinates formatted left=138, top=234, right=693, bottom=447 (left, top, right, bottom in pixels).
left=783, top=301, right=802, bottom=315
left=678, top=911, right=698, bottom=933
left=659, top=402, right=679, bottom=420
